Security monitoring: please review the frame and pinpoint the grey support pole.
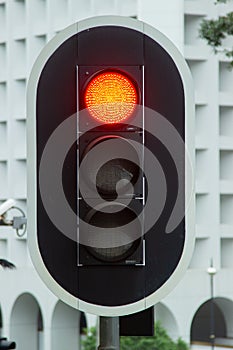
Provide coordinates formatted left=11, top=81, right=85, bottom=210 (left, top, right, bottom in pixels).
left=98, top=317, right=120, bottom=350
left=207, top=259, right=217, bottom=350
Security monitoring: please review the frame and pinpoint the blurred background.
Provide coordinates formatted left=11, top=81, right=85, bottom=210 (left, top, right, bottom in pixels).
left=1, top=0, right=233, bottom=349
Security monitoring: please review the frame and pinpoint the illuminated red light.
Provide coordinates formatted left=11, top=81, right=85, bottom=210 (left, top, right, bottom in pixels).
left=84, top=71, right=138, bottom=124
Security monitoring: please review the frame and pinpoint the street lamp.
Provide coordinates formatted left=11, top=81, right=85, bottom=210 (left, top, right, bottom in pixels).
left=207, top=259, right=217, bottom=350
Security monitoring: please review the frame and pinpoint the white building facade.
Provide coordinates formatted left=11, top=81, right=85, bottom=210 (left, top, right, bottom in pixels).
left=1, top=0, right=233, bottom=349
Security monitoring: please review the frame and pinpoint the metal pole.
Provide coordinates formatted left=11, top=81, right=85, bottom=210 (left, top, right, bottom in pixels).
left=97, top=317, right=120, bottom=350
left=210, top=273, right=215, bottom=350
left=207, top=259, right=216, bottom=350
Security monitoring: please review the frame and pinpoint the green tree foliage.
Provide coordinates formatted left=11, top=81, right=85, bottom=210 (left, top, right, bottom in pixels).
left=199, top=0, right=233, bottom=67
left=82, top=327, right=97, bottom=350
left=82, top=322, right=189, bottom=350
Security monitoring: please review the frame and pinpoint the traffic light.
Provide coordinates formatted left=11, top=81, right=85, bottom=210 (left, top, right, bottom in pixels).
left=27, top=17, right=195, bottom=316
left=0, top=338, right=16, bottom=350
left=78, top=66, right=144, bottom=267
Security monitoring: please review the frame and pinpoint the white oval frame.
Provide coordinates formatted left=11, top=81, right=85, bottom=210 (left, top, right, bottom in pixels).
left=27, top=16, right=195, bottom=316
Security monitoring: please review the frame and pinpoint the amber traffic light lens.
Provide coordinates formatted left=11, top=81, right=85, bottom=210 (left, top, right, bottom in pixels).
left=84, top=71, right=138, bottom=124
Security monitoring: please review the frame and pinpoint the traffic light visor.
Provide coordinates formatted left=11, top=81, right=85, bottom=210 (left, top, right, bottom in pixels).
left=84, top=70, right=138, bottom=124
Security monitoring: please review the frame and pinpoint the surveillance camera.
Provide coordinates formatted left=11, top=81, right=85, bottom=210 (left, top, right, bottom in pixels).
left=0, top=199, right=16, bottom=216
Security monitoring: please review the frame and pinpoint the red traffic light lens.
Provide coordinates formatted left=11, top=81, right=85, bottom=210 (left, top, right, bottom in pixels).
left=84, top=71, right=138, bottom=124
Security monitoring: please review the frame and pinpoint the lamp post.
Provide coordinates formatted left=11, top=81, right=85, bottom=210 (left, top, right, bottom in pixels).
left=207, top=260, right=217, bottom=350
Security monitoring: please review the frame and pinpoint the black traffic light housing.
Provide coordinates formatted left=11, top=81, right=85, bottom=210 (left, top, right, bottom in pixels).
left=27, top=17, right=195, bottom=316
left=78, top=65, right=145, bottom=266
